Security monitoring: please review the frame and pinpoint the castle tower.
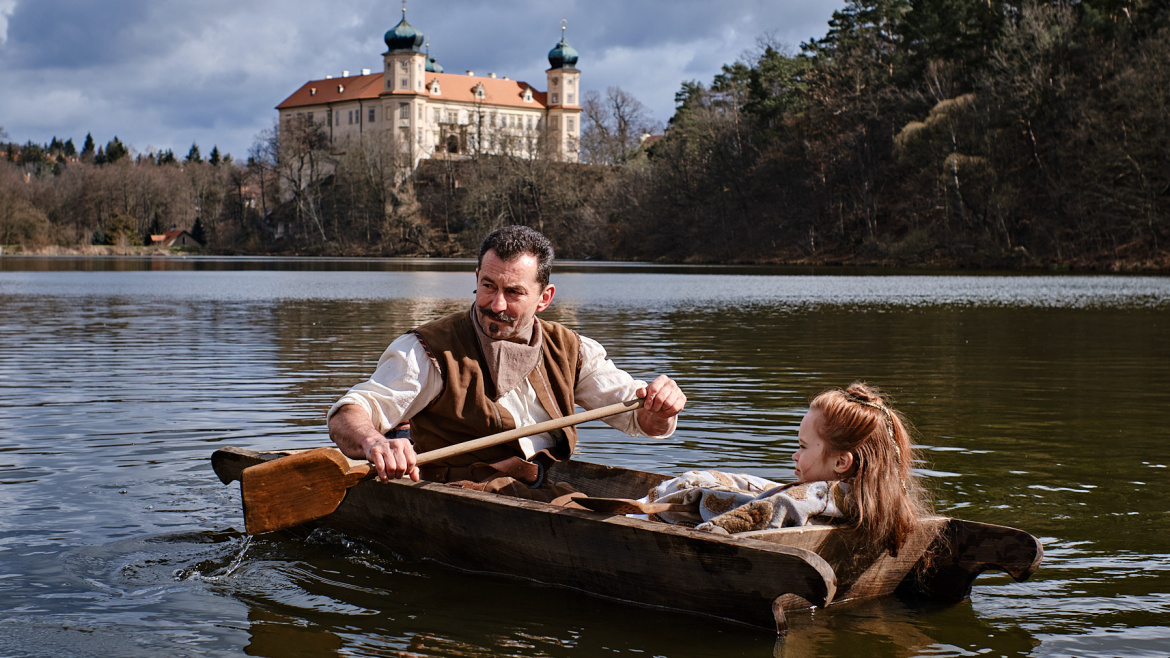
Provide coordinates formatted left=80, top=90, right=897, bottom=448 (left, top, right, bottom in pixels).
left=381, top=6, right=428, bottom=164
left=545, top=23, right=581, bottom=163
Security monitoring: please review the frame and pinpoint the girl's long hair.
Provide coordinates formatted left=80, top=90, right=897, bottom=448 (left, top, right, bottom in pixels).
left=810, top=382, right=931, bottom=555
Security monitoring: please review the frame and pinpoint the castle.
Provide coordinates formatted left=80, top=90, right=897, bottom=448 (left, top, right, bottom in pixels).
left=276, top=9, right=583, bottom=167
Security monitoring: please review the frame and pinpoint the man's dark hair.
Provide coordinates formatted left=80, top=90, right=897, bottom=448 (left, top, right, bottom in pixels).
left=478, top=225, right=554, bottom=287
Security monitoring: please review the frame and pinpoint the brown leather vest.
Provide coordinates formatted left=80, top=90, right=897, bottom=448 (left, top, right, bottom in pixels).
left=408, top=311, right=582, bottom=469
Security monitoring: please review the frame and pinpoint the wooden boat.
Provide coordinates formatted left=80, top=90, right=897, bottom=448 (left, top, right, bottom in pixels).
left=211, top=446, right=1043, bottom=632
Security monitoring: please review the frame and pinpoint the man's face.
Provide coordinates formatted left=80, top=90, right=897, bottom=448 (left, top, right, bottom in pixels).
left=475, top=249, right=555, bottom=342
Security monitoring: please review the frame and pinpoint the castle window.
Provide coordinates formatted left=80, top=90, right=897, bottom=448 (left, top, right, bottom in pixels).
left=551, top=116, right=559, bottom=129
left=567, top=117, right=575, bottom=132
left=418, top=105, right=423, bottom=119
left=434, top=108, right=440, bottom=123
left=400, top=78, right=408, bottom=89
left=400, top=103, right=409, bottom=119
left=551, top=93, right=558, bottom=104
left=526, top=116, right=532, bottom=130
left=400, top=61, right=408, bottom=71
left=567, top=93, right=574, bottom=104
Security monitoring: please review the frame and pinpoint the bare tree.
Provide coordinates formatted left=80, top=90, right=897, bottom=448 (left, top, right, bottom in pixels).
left=580, top=87, right=660, bottom=166
left=255, top=116, right=336, bottom=243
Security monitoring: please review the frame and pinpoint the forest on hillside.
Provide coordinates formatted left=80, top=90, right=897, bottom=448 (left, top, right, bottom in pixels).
left=2, top=0, right=1169, bottom=269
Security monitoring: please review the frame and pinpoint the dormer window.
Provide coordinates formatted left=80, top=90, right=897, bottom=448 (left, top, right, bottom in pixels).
left=474, top=83, right=485, bottom=99
left=522, top=88, right=533, bottom=102
left=430, top=80, right=441, bottom=95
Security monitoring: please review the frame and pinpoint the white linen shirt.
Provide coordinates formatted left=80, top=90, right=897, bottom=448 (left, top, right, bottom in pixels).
left=328, top=331, right=675, bottom=457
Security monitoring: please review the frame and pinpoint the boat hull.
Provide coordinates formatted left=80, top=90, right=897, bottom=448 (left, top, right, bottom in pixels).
left=212, top=447, right=1041, bottom=630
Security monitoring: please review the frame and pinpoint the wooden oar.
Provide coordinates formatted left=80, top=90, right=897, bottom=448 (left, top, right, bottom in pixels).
left=239, top=398, right=644, bottom=534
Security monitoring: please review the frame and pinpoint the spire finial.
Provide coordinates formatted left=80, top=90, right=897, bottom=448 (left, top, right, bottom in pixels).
left=561, top=19, right=568, bottom=40
left=402, top=0, right=407, bottom=16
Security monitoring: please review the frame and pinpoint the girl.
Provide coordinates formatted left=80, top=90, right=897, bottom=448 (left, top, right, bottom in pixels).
left=637, top=382, right=929, bottom=556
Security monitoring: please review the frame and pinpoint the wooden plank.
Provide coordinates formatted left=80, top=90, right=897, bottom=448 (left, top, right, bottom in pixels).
left=739, top=518, right=948, bottom=604
left=896, top=518, right=1044, bottom=603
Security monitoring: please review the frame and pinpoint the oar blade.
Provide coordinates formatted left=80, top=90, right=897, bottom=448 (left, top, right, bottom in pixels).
left=241, top=447, right=352, bottom=534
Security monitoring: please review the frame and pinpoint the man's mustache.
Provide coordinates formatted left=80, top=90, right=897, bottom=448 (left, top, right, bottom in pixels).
left=478, top=306, right=518, bottom=323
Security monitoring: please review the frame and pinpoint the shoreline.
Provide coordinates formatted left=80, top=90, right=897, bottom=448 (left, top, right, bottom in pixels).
left=4, top=244, right=1168, bottom=274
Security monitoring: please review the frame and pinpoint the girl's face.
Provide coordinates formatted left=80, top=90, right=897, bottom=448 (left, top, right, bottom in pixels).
left=793, top=409, right=844, bottom=483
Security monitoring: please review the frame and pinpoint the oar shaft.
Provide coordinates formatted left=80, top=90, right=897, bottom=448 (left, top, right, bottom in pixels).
left=416, top=398, right=644, bottom=466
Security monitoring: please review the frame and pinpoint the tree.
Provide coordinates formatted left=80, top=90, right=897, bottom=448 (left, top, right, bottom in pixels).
left=105, top=137, right=129, bottom=163
left=186, top=143, right=202, bottom=163
left=80, top=133, right=95, bottom=163
left=209, top=146, right=221, bottom=166
left=580, top=87, right=659, bottom=165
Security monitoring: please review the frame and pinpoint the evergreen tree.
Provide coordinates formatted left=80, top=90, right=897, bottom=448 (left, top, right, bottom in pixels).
left=209, top=145, right=221, bottom=166
left=63, top=138, right=77, bottom=158
left=105, top=137, right=128, bottom=163
left=158, top=149, right=177, bottom=165
left=94, top=146, right=107, bottom=165
left=186, top=143, right=202, bottom=163
left=80, top=133, right=95, bottom=163
left=190, top=216, right=207, bottom=245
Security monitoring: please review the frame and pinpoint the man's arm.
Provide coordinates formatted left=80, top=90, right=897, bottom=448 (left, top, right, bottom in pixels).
left=574, top=336, right=686, bottom=437
left=326, top=332, right=439, bottom=482
left=329, top=404, right=419, bottom=482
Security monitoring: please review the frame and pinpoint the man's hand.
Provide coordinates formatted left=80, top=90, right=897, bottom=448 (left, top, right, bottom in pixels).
left=635, top=374, right=686, bottom=437
left=363, top=436, right=419, bottom=483
left=328, top=404, right=420, bottom=482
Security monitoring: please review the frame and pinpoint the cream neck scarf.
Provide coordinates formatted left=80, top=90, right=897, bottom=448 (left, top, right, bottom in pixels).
left=470, top=305, right=542, bottom=400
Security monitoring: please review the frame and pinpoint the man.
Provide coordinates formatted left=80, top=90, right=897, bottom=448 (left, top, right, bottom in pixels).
left=328, top=225, right=686, bottom=502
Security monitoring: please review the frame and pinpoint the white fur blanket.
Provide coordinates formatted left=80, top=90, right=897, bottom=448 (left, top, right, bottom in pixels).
left=641, top=470, right=850, bottom=534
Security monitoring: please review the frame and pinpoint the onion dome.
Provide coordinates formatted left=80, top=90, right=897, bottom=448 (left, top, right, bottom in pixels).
left=547, top=37, right=578, bottom=70
left=384, top=13, right=424, bottom=53
left=426, top=55, right=443, bottom=73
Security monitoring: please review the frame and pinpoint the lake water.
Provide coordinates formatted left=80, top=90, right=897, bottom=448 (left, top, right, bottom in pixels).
left=1, top=256, right=1168, bottom=657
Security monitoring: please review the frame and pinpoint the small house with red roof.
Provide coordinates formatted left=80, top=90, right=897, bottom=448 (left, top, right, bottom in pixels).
left=150, top=229, right=201, bottom=248
left=276, top=9, right=583, bottom=167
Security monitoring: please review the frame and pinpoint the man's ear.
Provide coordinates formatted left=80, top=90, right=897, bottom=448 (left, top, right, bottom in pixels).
left=536, top=283, right=555, bottom=312
left=833, top=451, right=854, bottom=476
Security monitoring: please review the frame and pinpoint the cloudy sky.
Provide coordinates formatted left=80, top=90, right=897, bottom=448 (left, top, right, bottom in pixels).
left=0, top=0, right=846, bottom=160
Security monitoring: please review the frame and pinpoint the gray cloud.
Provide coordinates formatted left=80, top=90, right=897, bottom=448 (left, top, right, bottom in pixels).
left=0, top=0, right=846, bottom=160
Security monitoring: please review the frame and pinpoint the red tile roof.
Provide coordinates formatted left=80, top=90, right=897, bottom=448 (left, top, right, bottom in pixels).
left=277, top=71, right=564, bottom=111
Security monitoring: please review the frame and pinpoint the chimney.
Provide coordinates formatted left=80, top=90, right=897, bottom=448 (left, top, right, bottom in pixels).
left=466, top=70, right=474, bottom=76
left=342, top=70, right=350, bottom=77
left=489, top=72, right=497, bottom=79
left=361, top=68, right=371, bottom=75
left=325, top=75, right=333, bottom=79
